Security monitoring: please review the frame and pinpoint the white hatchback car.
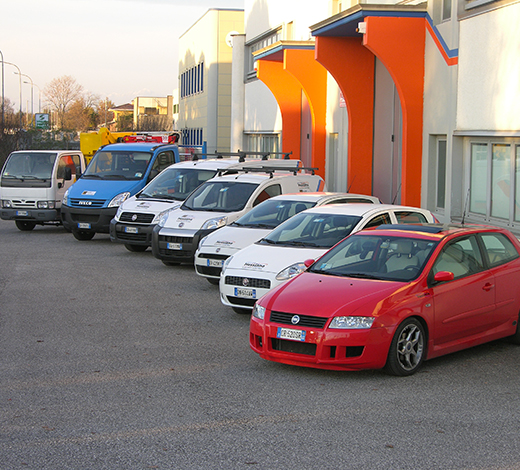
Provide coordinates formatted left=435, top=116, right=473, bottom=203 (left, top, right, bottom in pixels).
left=219, top=204, right=437, bottom=313
left=195, top=192, right=381, bottom=284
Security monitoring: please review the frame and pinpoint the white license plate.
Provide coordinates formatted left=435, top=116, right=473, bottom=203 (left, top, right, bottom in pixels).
left=124, top=226, right=138, bottom=234
left=167, top=242, right=182, bottom=250
left=277, top=327, right=306, bottom=342
left=207, top=259, right=223, bottom=268
left=234, top=287, right=256, bottom=299
left=16, top=210, right=29, bottom=216
left=78, top=222, right=91, bottom=229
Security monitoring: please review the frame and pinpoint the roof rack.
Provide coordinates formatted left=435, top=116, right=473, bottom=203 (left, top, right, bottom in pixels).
left=191, top=150, right=293, bottom=162
left=216, top=166, right=318, bottom=178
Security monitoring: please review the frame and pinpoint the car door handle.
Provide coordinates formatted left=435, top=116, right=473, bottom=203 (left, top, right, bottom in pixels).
left=482, top=283, right=494, bottom=291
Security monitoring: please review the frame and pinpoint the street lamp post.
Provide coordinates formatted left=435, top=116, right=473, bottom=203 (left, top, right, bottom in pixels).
left=16, top=72, right=34, bottom=127
left=0, top=49, right=4, bottom=131
left=2, top=61, right=23, bottom=128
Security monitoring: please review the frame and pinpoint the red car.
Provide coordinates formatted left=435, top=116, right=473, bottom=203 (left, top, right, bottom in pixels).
left=250, top=224, right=520, bottom=375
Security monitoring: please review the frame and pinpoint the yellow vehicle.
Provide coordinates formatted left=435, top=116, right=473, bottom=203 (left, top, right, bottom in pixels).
left=80, top=128, right=136, bottom=164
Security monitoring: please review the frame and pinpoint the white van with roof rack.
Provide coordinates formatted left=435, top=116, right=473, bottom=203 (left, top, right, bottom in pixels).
left=151, top=160, right=325, bottom=266
left=109, top=156, right=243, bottom=252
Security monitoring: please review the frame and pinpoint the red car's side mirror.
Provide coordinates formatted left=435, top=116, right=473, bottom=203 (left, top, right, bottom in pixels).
left=434, top=271, right=454, bottom=282
left=304, top=259, right=314, bottom=268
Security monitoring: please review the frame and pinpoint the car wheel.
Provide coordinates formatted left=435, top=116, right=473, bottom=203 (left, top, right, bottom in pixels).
left=162, top=260, right=180, bottom=266
left=72, top=230, right=95, bottom=241
left=508, top=312, right=520, bottom=345
left=206, top=278, right=220, bottom=286
left=124, top=244, right=148, bottom=252
left=384, top=318, right=425, bottom=376
left=232, top=307, right=251, bottom=314
left=15, top=220, right=36, bottom=231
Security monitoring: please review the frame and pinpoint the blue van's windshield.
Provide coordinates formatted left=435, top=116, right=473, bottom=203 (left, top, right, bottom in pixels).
left=84, top=151, right=152, bottom=180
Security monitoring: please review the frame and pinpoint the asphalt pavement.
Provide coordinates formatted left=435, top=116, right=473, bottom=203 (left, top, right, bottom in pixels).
left=1, top=219, right=519, bottom=470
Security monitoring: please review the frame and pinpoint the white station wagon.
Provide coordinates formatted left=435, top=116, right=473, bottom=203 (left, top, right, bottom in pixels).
left=194, top=192, right=381, bottom=284
left=219, top=204, right=437, bottom=313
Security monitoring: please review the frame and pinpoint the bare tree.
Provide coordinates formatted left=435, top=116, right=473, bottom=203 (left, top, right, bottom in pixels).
left=43, top=76, right=83, bottom=129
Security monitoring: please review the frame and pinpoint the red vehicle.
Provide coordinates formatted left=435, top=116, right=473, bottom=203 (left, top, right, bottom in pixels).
left=250, top=224, right=520, bottom=375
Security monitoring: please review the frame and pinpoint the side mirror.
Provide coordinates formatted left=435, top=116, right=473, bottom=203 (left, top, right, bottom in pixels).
left=434, top=271, right=454, bottom=282
left=304, top=259, right=314, bottom=268
left=63, top=166, right=72, bottom=181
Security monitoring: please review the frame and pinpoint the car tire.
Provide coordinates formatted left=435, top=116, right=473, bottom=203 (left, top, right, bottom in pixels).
left=162, top=260, right=180, bottom=266
left=508, top=312, right=520, bottom=345
left=124, top=244, right=148, bottom=252
left=206, top=278, right=220, bottom=286
left=72, top=230, right=95, bottom=241
left=15, top=220, right=36, bottom=231
left=232, top=307, right=251, bottom=315
left=384, top=318, right=426, bottom=376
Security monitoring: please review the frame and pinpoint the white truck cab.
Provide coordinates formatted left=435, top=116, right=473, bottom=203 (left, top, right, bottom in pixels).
left=109, top=157, right=243, bottom=252
left=0, top=150, right=86, bottom=231
left=151, top=161, right=325, bottom=266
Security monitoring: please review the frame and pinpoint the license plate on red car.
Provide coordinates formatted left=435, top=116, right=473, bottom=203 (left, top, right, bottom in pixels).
left=277, top=327, right=306, bottom=342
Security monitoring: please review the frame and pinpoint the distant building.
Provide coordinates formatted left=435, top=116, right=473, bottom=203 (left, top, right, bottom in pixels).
left=133, top=96, right=173, bottom=131
left=109, top=103, right=133, bottom=132
left=177, top=8, right=244, bottom=153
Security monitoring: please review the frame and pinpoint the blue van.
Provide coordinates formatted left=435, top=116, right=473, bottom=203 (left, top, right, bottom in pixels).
left=61, top=141, right=180, bottom=240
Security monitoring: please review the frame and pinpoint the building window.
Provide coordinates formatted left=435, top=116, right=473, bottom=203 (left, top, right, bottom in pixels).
left=182, top=128, right=203, bottom=146
left=442, top=0, right=452, bottom=21
left=244, top=133, right=281, bottom=156
left=436, top=139, right=447, bottom=209
left=180, top=62, right=204, bottom=99
left=246, top=29, right=282, bottom=80
left=468, top=140, right=520, bottom=226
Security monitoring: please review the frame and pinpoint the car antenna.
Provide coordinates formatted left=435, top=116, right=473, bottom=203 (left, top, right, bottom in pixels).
left=461, top=188, right=470, bottom=225
left=347, top=175, right=356, bottom=192
left=391, top=183, right=402, bottom=204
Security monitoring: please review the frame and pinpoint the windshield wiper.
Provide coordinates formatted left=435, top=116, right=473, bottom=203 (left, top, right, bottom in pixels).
left=344, top=272, right=380, bottom=280
left=259, top=238, right=278, bottom=245
left=283, top=241, right=319, bottom=247
left=83, top=174, right=104, bottom=179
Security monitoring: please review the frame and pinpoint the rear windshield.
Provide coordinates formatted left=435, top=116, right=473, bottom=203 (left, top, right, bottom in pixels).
left=84, top=151, right=152, bottom=180
left=139, top=168, right=217, bottom=201
left=182, top=181, right=258, bottom=212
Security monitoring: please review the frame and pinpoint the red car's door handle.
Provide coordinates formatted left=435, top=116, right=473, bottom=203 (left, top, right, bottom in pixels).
left=482, top=283, right=494, bottom=291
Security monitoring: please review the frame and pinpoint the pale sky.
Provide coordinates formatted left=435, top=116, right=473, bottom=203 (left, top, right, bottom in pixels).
left=1, top=0, right=245, bottom=112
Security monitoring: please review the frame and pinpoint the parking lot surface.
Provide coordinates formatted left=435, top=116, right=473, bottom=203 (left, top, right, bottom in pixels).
left=1, top=220, right=519, bottom=469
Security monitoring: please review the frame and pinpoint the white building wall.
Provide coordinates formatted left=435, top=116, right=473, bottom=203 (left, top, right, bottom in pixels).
left=457, top=3, right=520, bottom=131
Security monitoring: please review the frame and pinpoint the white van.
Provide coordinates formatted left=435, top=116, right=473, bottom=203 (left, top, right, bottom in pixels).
left=109, top=158, right=242, bottom=252
left=151, top=162, right=325, bottom=266
left=0, top=150, right=86, bottom=231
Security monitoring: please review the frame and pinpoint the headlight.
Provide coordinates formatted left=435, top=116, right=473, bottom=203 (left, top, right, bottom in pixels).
left=221, top=255, right=234, bottom=274
left=152, top=205, right=178, bottom=225
left=157, top=211, right=171, bottom=228
left=1, top=199, right=12, bottom=208
left=328, top=316, right=375, bottom=329
left=252, top=303, right=266, bottom=320
left=201, top=216, right=227, bottom=230
left=276, top=262, right=307, bottom=281
left=37, top=200, right=55, bottom=209
left=62, top=189, right=69, bottom=206
left=108, top=192, right=131, bottom=208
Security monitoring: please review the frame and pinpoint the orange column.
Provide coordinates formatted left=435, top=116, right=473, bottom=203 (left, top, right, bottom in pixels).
left=256, top=59, right=302, bottom=161
left=283, top=49, right=327, bottom=178
left=363, top=17, right=425, bottom=206
left=315, top=36, right=375, bottom=195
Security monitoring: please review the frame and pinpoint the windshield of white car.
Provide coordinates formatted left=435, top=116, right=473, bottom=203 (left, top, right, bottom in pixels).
left=84, top=151, right=152, bottom=180
left=1, top=152, right=57, bottom=180
left=308, top=234, right=438, bottom=282
left=182, top=181, right=258, bottom=212
left=258, top=212, right=362, bottom=248
left=231, top=198, right=315, bottom=229
left=139, top=168, right=217, bottom=201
